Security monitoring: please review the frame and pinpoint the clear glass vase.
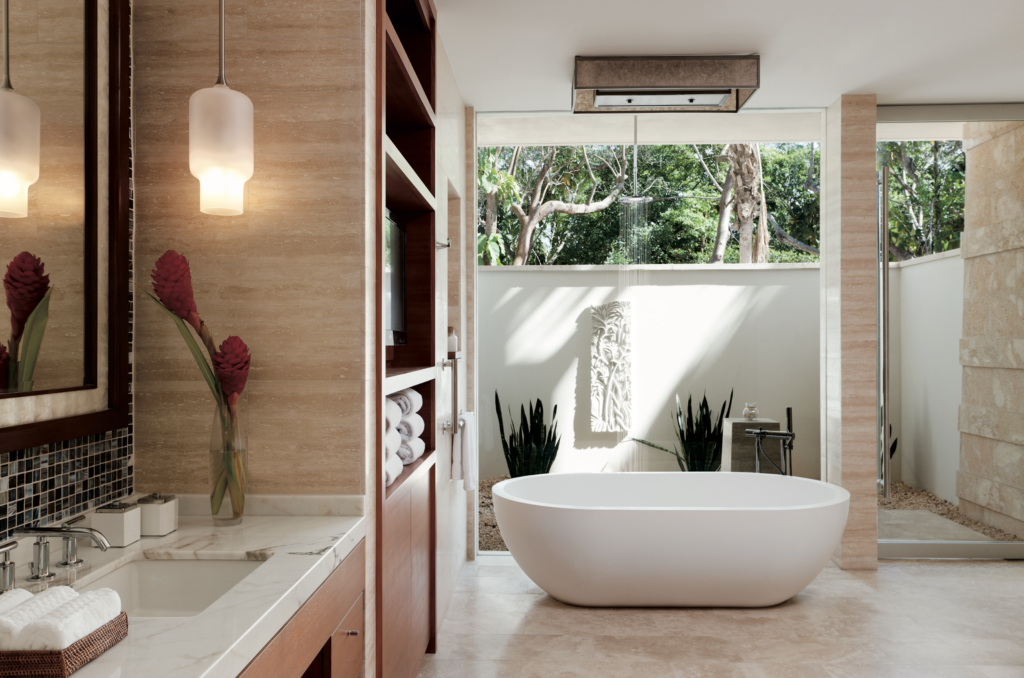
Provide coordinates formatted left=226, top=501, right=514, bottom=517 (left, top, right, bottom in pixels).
left=209, top=400, right=248, bottom=526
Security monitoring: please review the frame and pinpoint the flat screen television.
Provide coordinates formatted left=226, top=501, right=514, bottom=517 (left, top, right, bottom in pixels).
left=384, top=210, right=407, bottom=346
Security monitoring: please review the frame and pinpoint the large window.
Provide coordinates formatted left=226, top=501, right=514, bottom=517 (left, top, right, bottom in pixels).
left=878, top=141, right=965, bottom=259
left=477, top=143, right=820, bottom=266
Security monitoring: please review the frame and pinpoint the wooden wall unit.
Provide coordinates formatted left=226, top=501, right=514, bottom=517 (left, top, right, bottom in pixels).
left=376, top=1, right=440, bottom=677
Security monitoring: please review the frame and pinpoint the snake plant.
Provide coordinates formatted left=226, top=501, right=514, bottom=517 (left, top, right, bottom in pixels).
left=632, top=390, right=734, bottom=472
left=495, top=391, right=560, bottom=477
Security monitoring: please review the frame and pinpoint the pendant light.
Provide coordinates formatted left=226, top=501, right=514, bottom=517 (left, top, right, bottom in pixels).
left=189, top=0, right=253, bottom=216
left=0, top=0, right=40, bottom=219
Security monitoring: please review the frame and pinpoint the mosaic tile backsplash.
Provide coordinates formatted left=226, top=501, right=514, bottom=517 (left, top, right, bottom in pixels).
left=0, top=430, right=133, bottom=537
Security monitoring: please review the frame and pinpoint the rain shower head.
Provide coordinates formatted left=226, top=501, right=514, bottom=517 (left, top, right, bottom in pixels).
left=573, top=55, right=759, bottom=114
left=618, top=196, right=653, bottom=204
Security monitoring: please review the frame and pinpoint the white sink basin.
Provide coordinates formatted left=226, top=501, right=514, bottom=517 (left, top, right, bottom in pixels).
left=75, top=556, right=266, bottom=617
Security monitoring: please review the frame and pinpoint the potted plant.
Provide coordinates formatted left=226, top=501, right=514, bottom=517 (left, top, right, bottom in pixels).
left=632, top=390, right=733, bottom=472
left=495, top=391, right=560, bottom=477
left=147, top=250, right=251, bottom=525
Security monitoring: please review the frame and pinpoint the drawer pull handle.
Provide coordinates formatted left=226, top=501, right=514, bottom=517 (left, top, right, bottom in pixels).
left=344, top=630, right=360, bottom=637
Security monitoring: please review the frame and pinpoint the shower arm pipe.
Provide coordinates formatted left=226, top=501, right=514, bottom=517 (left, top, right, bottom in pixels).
left=215, top=0, right=227, bottom=86
left=1, top=0, right=10, bottom=90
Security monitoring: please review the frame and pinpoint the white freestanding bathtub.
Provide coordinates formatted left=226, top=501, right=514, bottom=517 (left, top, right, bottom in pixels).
left=492, top=472, right=850, bottom=607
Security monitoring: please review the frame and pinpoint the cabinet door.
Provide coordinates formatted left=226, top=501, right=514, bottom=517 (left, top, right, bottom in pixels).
left=382, top=490, right=413, bottom=678
left=410, top=470, right=432, bottom=653
left=327, top=594, right=364, bottom=678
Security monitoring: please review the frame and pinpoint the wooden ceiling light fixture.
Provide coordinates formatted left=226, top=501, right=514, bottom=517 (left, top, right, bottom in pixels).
left=572, top=55, right=760, bottom=114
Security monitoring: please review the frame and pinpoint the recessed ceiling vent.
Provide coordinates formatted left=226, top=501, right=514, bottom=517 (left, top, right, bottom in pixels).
left=573, top=55, right=759, bottom=114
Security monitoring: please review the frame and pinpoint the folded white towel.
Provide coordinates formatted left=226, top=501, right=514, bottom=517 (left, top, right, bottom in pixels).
left=18, top=588, right=121, bottom=651
left=385, top=399, right=403, bottom=430
left=0, top=589, right=32, bottom=616
left=396, top=412, right=425, bottom=441
left=384, top=452, right=404, bottom=487
left=398, top=436, right=426, bottom=465
left=0, top=586, right=78, bottom=650
left=385, top=426, right=402, bottom=459
left=392, top=388, right=423, bottom=416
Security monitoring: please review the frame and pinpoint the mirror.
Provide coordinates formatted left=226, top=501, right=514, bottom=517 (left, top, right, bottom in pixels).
left=0, top=0, right=88, bottom=395
left=0, top=0, right=130, bottom=452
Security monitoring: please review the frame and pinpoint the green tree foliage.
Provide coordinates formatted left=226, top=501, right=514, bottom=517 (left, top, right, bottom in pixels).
left=878, top=141, right=965, bottom=259
left=478, top=143, right=821, bottom=265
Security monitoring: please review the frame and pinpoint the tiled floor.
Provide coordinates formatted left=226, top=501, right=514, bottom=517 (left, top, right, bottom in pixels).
left=879, top=510, right=997, bottom=541
left=418, top=553, right=1024, bottom=678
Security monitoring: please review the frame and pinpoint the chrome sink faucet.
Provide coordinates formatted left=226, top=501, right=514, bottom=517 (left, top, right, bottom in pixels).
left=14, top=517, right=110, bottom=581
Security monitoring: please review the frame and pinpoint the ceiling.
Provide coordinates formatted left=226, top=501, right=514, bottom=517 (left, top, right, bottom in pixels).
left=435, top=0, right=1024, bottom=112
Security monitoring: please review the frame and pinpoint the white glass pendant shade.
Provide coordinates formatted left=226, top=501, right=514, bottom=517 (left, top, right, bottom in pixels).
left=0, top=87, right=40, bottom=218
left=189, top=84, right=253, bottom=216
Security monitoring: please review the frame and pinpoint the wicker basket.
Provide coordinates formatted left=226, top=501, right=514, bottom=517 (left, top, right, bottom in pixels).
left=0, top=612, right=128, bottom=677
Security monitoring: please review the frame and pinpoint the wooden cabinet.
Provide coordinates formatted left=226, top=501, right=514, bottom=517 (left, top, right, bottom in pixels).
left=376, top=0, right=439, bottom=676
left=239, top=539, right=365, bottom=678
left=380, top=456, right=436, bottom=678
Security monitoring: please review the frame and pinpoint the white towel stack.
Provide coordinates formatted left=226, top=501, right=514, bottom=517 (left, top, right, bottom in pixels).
left=0, top=586, right=78, bottom=650
left=390, top=388, right=426, bottom=466
left=383, top=394, right=406, bottom=487
left=0, top=586, right=123, bottom=651
left=20, top=589, right=121, bottom=651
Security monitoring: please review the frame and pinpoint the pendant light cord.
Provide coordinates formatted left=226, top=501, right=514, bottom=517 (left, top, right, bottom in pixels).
left=1, top=0, right=11, bottom=90
left=215, top=0, right=227, bottom=86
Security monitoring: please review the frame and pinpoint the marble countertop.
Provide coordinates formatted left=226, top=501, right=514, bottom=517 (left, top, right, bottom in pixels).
left=10, top=514, right=366, bottom=678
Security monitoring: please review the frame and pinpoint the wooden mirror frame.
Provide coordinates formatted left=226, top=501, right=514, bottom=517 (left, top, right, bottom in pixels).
left=0, top=0, right=131, bottom=452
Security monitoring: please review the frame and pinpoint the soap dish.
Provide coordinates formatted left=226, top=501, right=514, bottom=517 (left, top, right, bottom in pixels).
left=0, top=612, right=128, bottom=677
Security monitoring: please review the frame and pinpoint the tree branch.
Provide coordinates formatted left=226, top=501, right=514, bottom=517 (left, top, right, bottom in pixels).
left=767, top=213, right=819, bottom=256
left=692, top=144, right=723, bottom=192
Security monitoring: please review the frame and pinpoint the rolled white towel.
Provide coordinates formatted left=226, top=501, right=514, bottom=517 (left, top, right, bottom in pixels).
left=384, top=452, right=404, bottom=487
left=385, top=399, right=403, bottom=430
left=398, top=437, right=426, bottom=465
left=396, top=412, right=425, bottom=441
left=0, top=589, right=33, bottom=616
left=0, top=586, right=78, bottom=650
left=385, top=426, right=402, bottom=459
left=392, top=388, right=423, bottom=416
left=18, top=588, right=121, bottom=651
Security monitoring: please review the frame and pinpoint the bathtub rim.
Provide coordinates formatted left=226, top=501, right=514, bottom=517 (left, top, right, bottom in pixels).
left=492, top=472, right=851, bottom=512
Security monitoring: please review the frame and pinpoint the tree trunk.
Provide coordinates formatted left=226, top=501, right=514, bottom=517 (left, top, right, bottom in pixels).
left=709, top=170, right=735, bottom=264
left=729, top=144, right=760, bottom=264
left=482, top=189, right=497, bottom=264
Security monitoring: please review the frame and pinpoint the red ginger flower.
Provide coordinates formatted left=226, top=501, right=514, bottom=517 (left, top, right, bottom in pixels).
left=0, top=343, right=7, bottom=391
left=213, top=336, right=251, bottom=413
left=4, top=252, right=50, bottom=342
left=151, top=250, right=202, bottom=333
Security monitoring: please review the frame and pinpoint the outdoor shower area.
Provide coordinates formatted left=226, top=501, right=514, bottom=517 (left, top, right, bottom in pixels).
left=473, top=113, right=1024, bottom=555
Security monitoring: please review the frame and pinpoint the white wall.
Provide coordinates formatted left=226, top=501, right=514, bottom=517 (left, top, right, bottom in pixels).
left=894, top=251, right=964, bottom=504
left=479, top=265, right=822, bottom=480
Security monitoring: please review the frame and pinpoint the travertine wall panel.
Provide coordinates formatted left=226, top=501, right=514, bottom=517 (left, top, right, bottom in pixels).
left=823, top=94, right=878, bottom=570
left=133, top=0, right=374, bottom=496
left=959, top=121, right=1024, bottom=537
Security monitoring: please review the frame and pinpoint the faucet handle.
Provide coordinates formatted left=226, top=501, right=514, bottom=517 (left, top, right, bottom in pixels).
left=0, top=540, right=16, bottom=592
left=57, top=516, right=86, bottom=568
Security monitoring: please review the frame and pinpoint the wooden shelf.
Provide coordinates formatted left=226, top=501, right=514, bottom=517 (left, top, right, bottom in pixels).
left=385, top=16, right=435, bottom=131
left=385, top=136, right=435, bottom=212
left=385, top=365, right=436, bottom=396
left=385, top=449, right=435, bottom=503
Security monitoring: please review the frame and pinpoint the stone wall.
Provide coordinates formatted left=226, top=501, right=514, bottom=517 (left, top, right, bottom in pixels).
left=958, top=121, right=1024, bottom=537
